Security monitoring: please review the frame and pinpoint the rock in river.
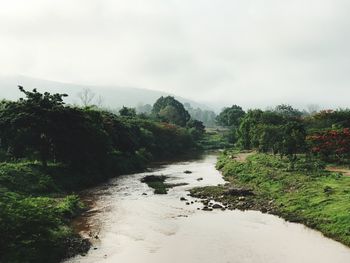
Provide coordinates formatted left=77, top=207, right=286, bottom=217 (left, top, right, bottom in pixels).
left=212, top=204, right=223, bottom=209
left=202, top=206, right=213, bottom=211
left=224, top=187, right=254, bottom=196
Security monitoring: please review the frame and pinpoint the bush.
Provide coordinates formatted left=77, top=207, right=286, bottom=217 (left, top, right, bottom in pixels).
left=0, top=162, right=57, bottom=194
left=0, top=192, right=76, bottom=263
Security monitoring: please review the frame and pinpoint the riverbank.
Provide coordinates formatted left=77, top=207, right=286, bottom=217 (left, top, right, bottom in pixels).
left=190, top=151, right=350, bottom=247
left=0, top=149, right=204, bottom=263
left=64, top=152, right=350, bottom=263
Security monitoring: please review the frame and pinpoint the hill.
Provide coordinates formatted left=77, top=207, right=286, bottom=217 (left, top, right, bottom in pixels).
left=0, top=75, right=211, bottom=111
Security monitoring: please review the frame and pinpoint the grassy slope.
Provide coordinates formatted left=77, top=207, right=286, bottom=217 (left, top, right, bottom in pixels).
left=0, top=162, right=90, bottom=263
left=191, top=151, right=350, bottom=246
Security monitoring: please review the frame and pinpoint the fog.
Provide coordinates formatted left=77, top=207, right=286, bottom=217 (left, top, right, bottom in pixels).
left=1, top=0, right=350, bottom=109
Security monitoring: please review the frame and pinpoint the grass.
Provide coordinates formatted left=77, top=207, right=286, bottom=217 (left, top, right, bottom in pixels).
left=192, top=151, right=350, bottom=247
left=0, top=147, right=197, bottom=262
left=141, top=175, right=188, bottom=194
left=0, top=162, right=89, bottom=263
left=142, top=175, right=168, bottom=194
left=198, top=129, right=233, bottom=150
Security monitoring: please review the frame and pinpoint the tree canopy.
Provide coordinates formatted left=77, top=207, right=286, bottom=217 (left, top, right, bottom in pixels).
left=216, top=105, right=245, bottom=127
left=152, top=96, right=190, bottom=127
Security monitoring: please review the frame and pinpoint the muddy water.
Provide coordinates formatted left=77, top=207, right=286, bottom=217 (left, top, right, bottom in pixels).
left=66, top=153, right=350, bottom=263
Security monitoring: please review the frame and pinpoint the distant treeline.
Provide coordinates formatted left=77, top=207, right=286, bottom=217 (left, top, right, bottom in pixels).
left=216, top=104, right=350, bottom=163
left=135, top=101, right=217, bottom=127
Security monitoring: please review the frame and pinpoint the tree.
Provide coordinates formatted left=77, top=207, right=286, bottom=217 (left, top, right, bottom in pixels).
left=183, top=103, right=217, bottom=128
left=0, top=87, right=68, bottom=166
left=136, top=103, right=152, bottom=115
left=0, top=87, right=113, bottom=169
left=274, top=104, right=302, bottom=118
left=306, top=104, right=320, bottom=116
left=307, top=128, right=350, bottom=161
left=216, top=105, right=245, bottom=127
left=257, top=124, right=283, bottom=154
left=77, top=88, right=95, bottom=107
left=152, top=96, right=190, bottom=126
left=279, top=120, right=306, bottom=158
left=119, top=106, right=136, bottom=117
left=237, top=109, right=264, bottom=149
left=187, top=119, right=205, bottom=140
left=236, top=108, right=306, bottom=158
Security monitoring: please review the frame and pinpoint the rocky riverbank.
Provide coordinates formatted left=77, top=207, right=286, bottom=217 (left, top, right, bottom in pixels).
left=189, top=151, right=350, bottom=247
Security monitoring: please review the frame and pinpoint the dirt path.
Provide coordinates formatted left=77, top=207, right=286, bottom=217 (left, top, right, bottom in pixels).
left=233, top=151, right=255, bottom=162
left=326, top=166, right=350, bottom=176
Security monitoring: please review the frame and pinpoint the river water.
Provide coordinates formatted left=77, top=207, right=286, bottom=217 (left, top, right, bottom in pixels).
left=66, top=153, right=350, bottom=263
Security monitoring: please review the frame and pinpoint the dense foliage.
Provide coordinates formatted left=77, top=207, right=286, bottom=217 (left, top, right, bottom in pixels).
left=183, top=103, right=217, bottom=127
left=215, top=103, right=350, bottom=163
left=0, top=88, right=203, bottom=263
left=197, top=151, right=350, bottom=247
left=307, top=128, right=350, bottom=162
left=216, top=105, right=245, bottom=128
left=152, top=96, right=191, bottom=127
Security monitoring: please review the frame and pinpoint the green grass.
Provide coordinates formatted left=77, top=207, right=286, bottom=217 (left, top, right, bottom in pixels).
left=0, top=162, right=58, bottom=195
left=0, top=191, right=87, bottom=263
left=141, top=175, right=188, bottom=194
left=142, top=175, right=168, bottom=194
left=0, top=162, right=89, bottom=263
left=195, top=151, right=350, bottom=247
left=198, top=130, right=233, bottom=150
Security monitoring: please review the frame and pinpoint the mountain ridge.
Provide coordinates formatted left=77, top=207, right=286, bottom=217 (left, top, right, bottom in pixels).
left=0, top=75, right=212, bottom=111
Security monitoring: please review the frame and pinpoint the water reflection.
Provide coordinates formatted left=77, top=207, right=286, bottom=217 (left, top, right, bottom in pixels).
left=66, top=153, right=350, bottom=263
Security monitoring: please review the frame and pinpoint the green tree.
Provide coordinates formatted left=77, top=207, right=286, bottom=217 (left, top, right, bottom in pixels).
left=187, top=119, right=205, bottom=140
left=0, top=87, right=68, bottom=167
left=216, top=105, right=245, bottom=127
left=237, top=109, right=264, bottom=149
left=274, top=104, right=302, bottom=118
left=280, top=120, right=306, bottom=158
left=183, top=103, right=217, bottom=127
left=119, top=106, right=137, bottom=117
left=152, top=96, right=190, bottom=126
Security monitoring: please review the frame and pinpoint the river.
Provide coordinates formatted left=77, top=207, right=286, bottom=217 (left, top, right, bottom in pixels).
left=65, top=152, right=350, bottom=263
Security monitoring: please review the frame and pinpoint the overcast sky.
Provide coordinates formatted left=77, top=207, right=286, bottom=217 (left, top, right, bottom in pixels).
left=1, top=0, right=350, bottom=109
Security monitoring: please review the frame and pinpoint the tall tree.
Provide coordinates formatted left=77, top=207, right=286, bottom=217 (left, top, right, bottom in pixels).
left=0, top=87, right=67, bottom=166
left=216, top=105, right=245, bottom=127
left=274, top=104, right=302, bottom=118
left=152, top=96, right=190, bottom=126
left=77, top=88, right=95, bottom=107
left=119, top=106, right=136, bottom=117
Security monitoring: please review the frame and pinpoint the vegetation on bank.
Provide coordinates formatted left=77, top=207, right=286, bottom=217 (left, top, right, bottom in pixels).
left=141, top=175, right=188, bottom=194
left=142, top=175, right=169, bottom=194
left=0, top=88, right=205, bottom=263
left=216, top=104, right=350, bottom=163
left=191, top=151, right=350, bottom=246
left=197, top=128, right=233, bottom=150
left=191, top=104, right=350, bottom=247
left=3, top=85, right=350, bottom=262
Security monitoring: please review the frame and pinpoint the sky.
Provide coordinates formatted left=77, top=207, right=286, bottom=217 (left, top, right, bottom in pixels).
left=0, top=0, right=350, bottom=109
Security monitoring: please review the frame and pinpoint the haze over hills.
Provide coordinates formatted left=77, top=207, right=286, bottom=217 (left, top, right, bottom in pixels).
left=0, top=75, right=212, bottom=112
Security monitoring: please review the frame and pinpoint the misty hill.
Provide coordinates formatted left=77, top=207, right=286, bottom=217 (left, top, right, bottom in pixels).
left=0, top=75, right=211, bottom=111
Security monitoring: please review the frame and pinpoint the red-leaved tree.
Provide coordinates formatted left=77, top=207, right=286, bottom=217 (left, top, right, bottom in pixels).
left=307, top=128, right=350, bottom=161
